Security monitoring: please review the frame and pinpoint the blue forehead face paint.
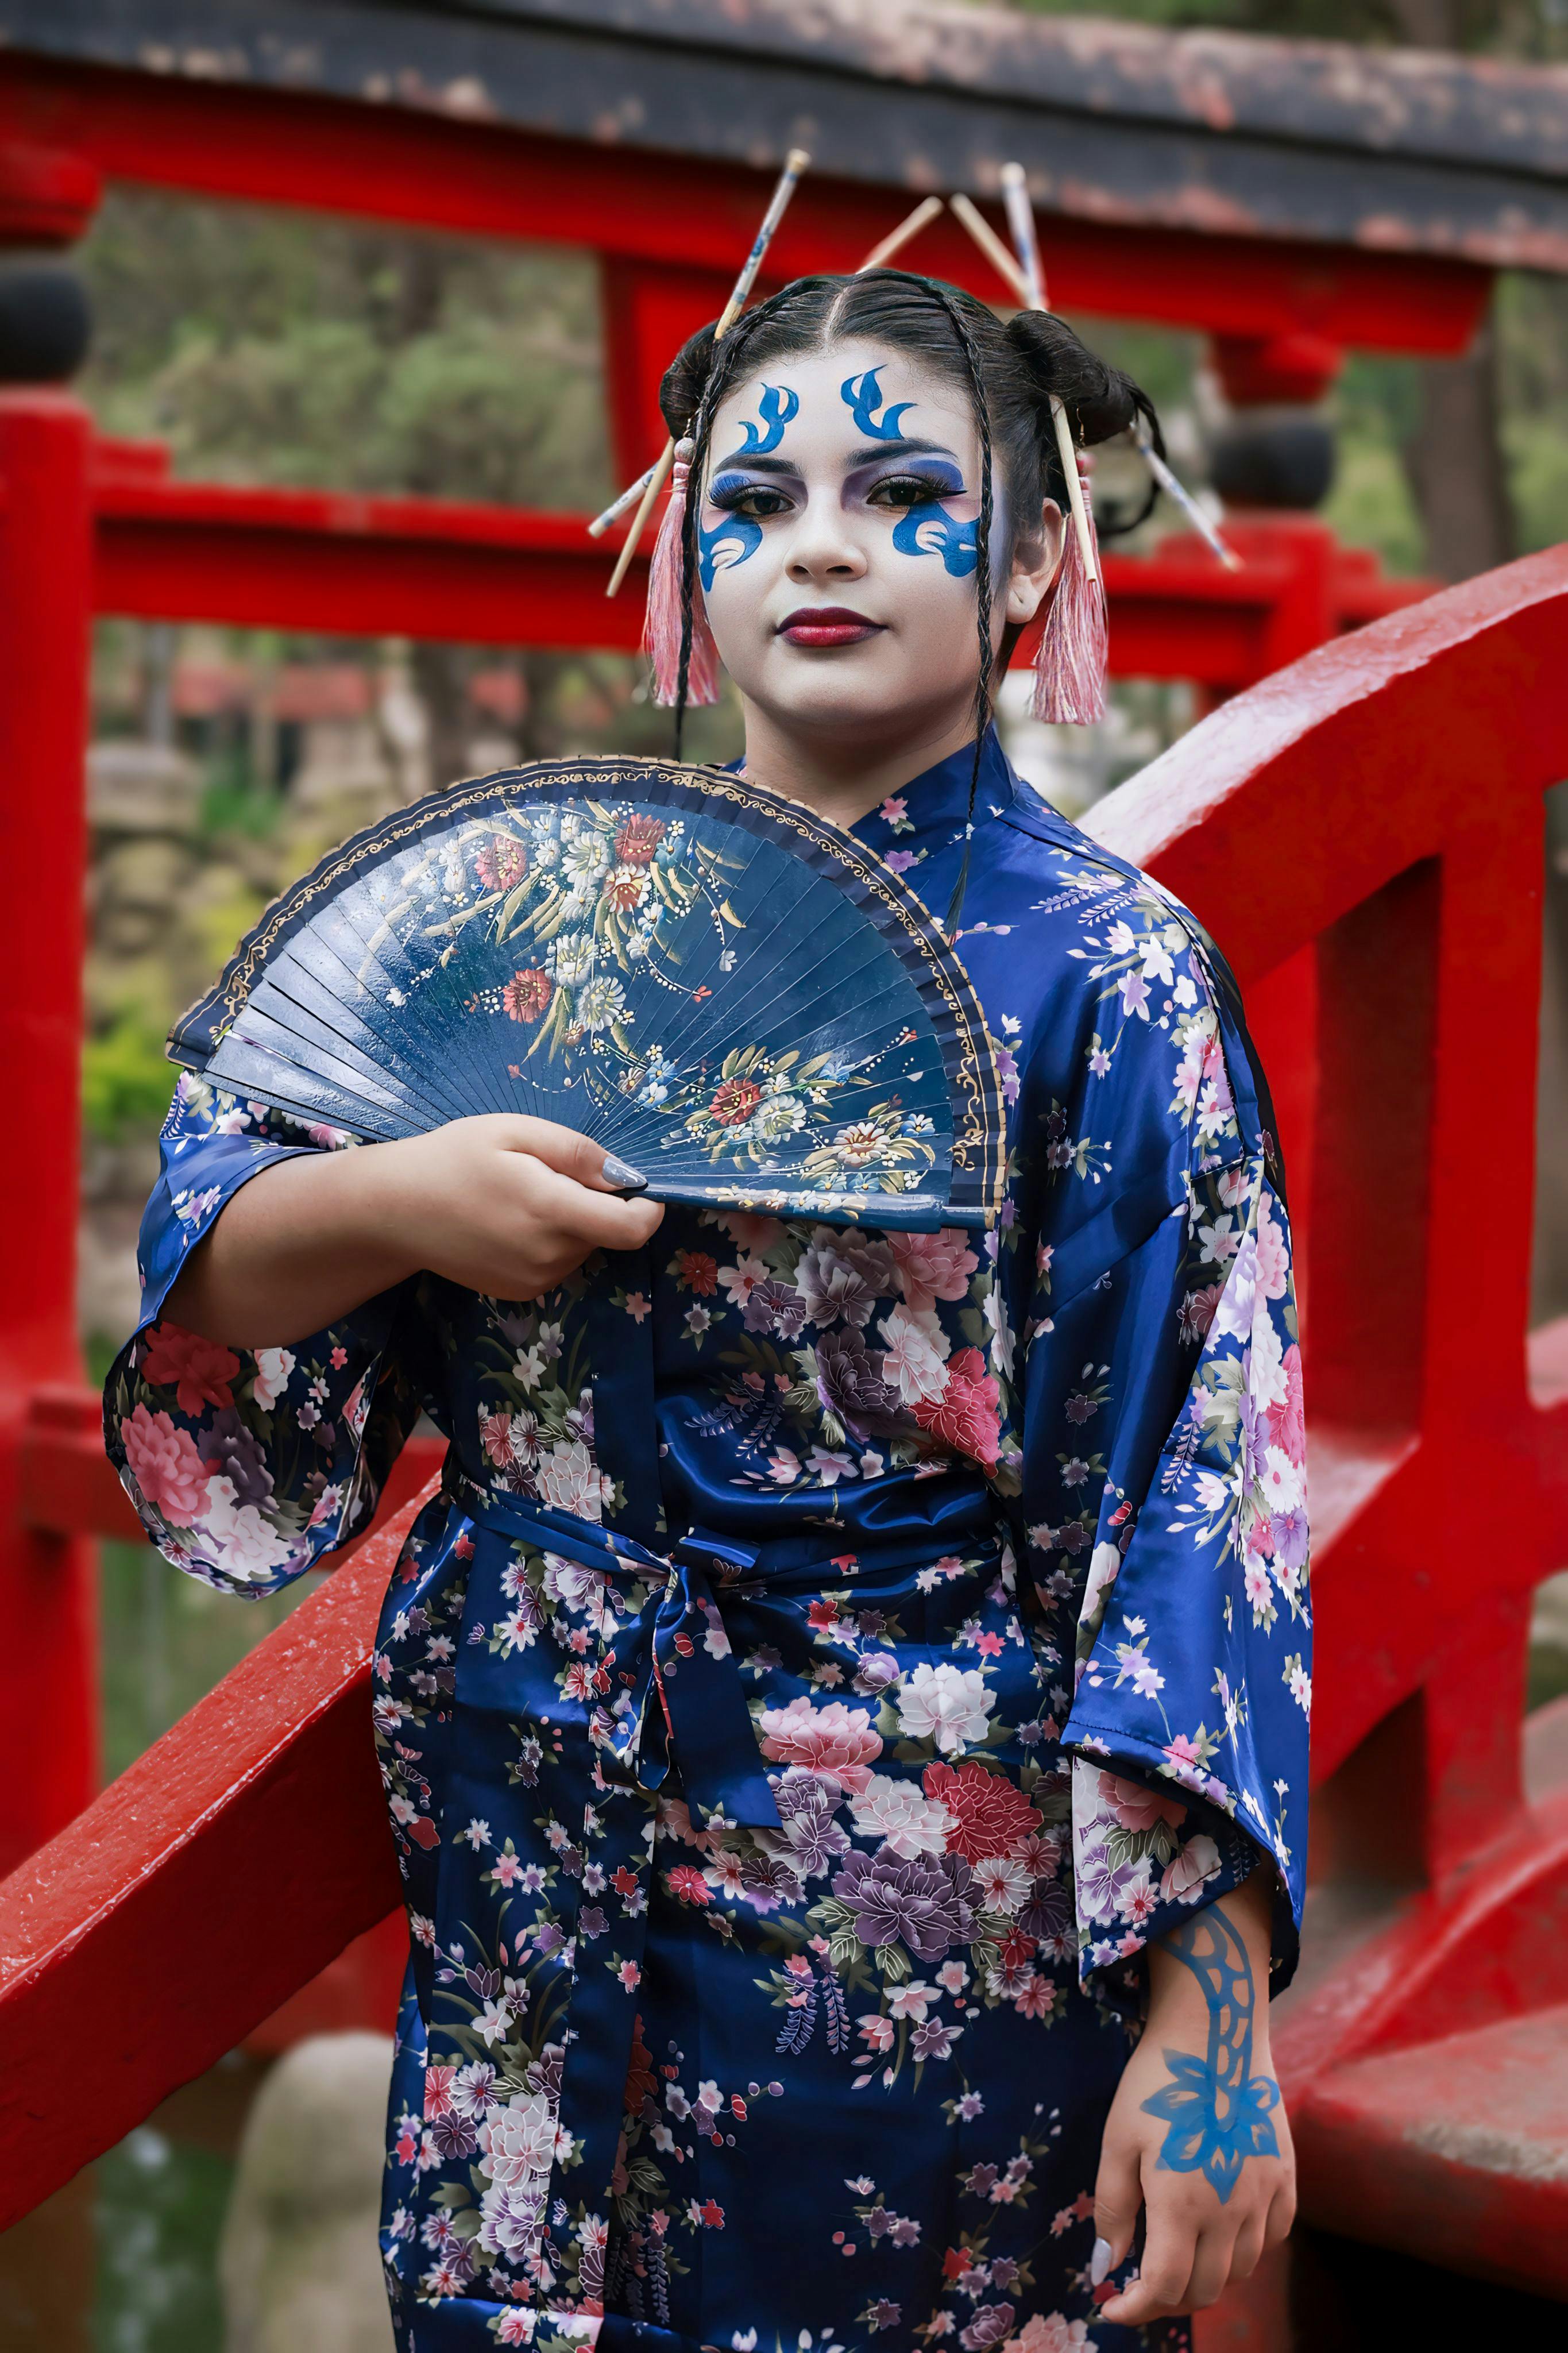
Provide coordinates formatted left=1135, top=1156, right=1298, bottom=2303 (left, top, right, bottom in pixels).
left=841, top=366, right=914, bottom=443
left=698, top=511, right=763, bottom=594
left=735, top=383, right=799, bottom=456
left=890, top=499, right=979, bottom=578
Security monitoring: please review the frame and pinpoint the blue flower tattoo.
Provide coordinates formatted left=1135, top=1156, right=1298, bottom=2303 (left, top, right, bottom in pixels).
left=841, top=365, right=914, bottom=442
left=1141, top=1907, right=1281, bottom=2203
left=735, top=383, right=798, bottom=455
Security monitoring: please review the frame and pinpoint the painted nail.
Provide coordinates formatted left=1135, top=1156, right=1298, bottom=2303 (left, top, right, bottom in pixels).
left=601, top=1153, right=648, bottom=1192
left=1089, top=2239, right=1113, bottom=2288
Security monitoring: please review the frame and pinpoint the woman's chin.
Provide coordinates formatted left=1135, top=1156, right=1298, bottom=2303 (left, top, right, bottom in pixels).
left=734, top=644, right=968, bottom=739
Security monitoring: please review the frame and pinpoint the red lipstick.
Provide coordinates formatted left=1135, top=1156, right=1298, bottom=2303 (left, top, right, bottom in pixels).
left=778, top=606, right=885, bottom=649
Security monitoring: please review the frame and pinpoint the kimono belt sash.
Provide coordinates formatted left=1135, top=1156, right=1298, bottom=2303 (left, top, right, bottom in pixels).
left=443, top=1464, right=784, bottom=1830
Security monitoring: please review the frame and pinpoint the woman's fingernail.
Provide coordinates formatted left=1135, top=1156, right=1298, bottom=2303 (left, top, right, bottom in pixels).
left=601, top=1154, right=648, bottom=1191
left=1090, top=2238, right=1113, bottom=2286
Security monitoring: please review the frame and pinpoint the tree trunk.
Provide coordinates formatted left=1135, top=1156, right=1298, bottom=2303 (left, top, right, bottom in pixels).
left=1402, top=311, right=1515, bottom=583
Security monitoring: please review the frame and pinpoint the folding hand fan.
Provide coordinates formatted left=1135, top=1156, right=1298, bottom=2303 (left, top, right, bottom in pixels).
left=169, top=757, right=1005, bottom=1233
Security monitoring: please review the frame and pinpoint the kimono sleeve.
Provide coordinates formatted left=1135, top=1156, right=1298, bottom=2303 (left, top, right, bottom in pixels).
left=1014, top=933, right=1309, bottom=2009
left=102, top=1073, right=430, bottom=1599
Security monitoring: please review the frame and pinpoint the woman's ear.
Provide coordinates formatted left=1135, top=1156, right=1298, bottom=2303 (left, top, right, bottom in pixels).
left=1005, top=497, right=1066, bottom=628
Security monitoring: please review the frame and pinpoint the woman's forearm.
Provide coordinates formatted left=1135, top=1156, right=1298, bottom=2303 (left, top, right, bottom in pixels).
left=156, top=1115, right=668, bottom=1352
left=162, top=1144, right=421, bottom=1349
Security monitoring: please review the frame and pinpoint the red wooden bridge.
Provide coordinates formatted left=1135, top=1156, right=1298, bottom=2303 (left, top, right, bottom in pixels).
left=1, top=5, right=1567, bottom=2340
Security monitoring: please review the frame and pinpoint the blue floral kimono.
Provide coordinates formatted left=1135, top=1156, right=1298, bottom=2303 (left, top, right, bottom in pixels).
left=106, top=731, right=1309, bottom=2353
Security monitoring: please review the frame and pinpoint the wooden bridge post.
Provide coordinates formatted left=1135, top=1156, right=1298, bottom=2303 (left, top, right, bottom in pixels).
left=0, top=388, right=98, bottom=1874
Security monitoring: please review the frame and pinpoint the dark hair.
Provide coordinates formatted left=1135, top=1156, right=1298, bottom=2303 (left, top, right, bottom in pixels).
left=659, top=272, right=1161, bottom=926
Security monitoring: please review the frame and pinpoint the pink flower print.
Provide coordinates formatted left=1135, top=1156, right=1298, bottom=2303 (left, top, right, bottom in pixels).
left=1268, top=1341, right=1307, bottom=1466
left=1160, top=1833, right=1222, bottom=1904
left=1003, top=2316, right=1098, bottom=2353
left=140, top=1321, right=240, bottom=1417
left=890, top=1228, right=977, bottom=1315
left=912, top=1347, right=1002, bottom=1469
left=480, top=1409, right=515, bottom=1468
left=121, top=1402, right=208, bottom=1522
left=1096, top=1769, right=1188, bottom=1837
left=757, top=1695, right=882, bottom=1792
left=880, top=794, right=908, bottom=828
left=475, top=836, right=528, bottom=893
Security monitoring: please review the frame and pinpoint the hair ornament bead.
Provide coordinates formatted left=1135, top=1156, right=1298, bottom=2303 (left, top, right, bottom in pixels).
left=646, top=435, right=721, bottom=708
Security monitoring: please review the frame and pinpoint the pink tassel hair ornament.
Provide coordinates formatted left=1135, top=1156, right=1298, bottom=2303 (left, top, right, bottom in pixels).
left=1032, top=456, right=1107, bottom=727
left=645, top=437, right=721, bottom=708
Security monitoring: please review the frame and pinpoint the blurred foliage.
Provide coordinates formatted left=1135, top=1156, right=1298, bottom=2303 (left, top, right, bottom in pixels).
left=79, top=194, right=612, bottom=509
left=99, top=1536, right=325, bottom=1780
left=82, top=1013, right=180, bottom=1143
left=92, top=2126, right=233, bottom=2353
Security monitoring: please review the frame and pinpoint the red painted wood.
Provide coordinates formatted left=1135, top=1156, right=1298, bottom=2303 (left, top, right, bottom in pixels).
left=0, top=394, right=98, bottom=1878
left=0, top=138, right=99, bottom=244
left=1088, top=547, right=1568, bottom=1847
left=0, top=54, right=1493, bottom=355
left=600, top=260, right=732, bottom=483
left=0, top=1483, right=431, bottom=2231
left=1291, top=2006, right=1568, bottom=2295
left=91, top=473, right=650, bottom=651
left=244, top=1908, right=408, bottom=2057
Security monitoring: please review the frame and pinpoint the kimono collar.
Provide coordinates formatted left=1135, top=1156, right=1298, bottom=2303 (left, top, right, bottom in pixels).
left=849, top=725, right=1020, bottom=908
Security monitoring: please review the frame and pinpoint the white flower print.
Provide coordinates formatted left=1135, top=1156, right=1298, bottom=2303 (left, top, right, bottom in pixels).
left=849, top=1773, right=956, bottom=1858
left=897, top=1661, right=996, bottom=1754
left=252, top=1347, right=295, bottom=1409
left=878, top=1305, right=949, bottom=1404
left=535, top=1440, right=611, bottom=1522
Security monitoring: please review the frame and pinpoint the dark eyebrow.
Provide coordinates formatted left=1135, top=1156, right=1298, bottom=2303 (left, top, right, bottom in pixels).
left=848, top=438, right=962, bottom=469
left=710, top=452, right=802, bottom=478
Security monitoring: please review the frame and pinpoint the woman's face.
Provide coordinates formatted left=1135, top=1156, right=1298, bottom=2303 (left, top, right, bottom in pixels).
left=697, top=337, right=1063, bottom=749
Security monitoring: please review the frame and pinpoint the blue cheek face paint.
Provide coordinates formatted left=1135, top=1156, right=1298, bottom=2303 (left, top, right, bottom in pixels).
left=890, top=499, right=979, bottom=578
left=841, top=366, right=914, bottom=442
left=698, top=511, right=763, bottom=593
left=735, top=383, right=799, bottom=455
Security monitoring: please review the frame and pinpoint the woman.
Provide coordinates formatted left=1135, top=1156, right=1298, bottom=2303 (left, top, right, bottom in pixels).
left=106, top=272, right=1308, bottom=2353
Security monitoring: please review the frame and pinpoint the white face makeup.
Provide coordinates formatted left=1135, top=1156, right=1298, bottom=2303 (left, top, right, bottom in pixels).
left=696, top=338, right=1063, bottom=757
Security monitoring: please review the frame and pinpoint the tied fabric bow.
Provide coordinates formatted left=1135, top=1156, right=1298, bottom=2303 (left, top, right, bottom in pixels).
left=444, top=1468, right=781, bottom=1829
left=598, top=1525, right=783, bottom=1830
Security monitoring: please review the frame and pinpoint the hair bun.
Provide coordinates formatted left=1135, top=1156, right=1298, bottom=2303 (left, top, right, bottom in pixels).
left=659, top=322, right=723, bottom=438
left=1004, top=309, right=1154, bottom=453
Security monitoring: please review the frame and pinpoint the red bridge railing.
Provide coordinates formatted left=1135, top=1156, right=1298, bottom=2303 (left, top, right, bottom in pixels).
left=4, top=547, right=1567, bottom=2302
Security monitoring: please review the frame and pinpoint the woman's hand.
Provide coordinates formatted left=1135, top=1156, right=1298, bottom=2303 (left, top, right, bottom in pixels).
left=383, top=1115, right=665, bottom=1299
left=1091, top=1878, right=1295, bottom=2325
left=165, top=1113, right=665, bottom=1349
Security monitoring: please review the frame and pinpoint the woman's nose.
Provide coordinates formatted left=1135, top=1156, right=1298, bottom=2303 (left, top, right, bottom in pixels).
left=784, top=491, right=867, bottom=584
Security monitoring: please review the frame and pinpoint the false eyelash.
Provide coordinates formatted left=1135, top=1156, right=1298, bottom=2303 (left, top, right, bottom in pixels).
left=707, top=472, right=791, bottom=506
left=871, top=469, right=967, bottom=502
